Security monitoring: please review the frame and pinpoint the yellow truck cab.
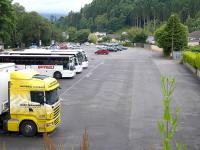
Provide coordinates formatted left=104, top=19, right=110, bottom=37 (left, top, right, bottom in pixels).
left=0, top=69, right=61, bottom=136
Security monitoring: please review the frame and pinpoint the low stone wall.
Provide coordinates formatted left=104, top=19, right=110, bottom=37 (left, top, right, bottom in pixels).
left=183, top=62, right=200, bottom=80
left=151, top=45, right=163, bottom=52
left=184, top=62, right=197, bottom=74
left=143, top=44, right=163, bottom=52
left=188, top=42, right=199, bottom=46
left=135, top=43, right=144, bottom=48
left=197, top=69, right=200, bottom=78
left=144, top=44, right=151, bottom=49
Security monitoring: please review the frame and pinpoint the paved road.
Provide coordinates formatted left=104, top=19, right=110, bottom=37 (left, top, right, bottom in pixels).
left=0, top=46, right=200, bottom=150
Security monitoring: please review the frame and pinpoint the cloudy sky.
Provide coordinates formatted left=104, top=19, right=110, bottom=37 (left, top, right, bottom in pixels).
left=13, top=0, right=93, bottom=14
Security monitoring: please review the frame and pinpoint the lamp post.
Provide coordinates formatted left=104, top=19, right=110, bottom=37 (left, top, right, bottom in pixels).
left=38, top=24, right=42, bottom=47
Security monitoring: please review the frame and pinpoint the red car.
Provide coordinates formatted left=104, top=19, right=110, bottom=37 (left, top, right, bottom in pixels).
left=95, top=49, right=109, bottom=55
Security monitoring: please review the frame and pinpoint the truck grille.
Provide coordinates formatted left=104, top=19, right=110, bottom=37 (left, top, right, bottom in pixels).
left=53, top=105, right=60, bottom=119
left=54, top=117, right=59, bottom=125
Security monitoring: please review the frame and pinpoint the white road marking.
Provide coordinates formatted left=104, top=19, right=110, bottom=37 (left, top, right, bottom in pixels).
left=85, top=72, right=92, bottom=78
left=60, top=61, right=104, bottom=97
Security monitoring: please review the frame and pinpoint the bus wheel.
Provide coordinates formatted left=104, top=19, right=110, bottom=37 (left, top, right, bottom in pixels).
left=54, top=71, right=62, bottom=79
left=20, top=121, right=37, bottom=137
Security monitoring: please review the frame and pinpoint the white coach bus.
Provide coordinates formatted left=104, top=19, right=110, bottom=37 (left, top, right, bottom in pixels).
left=0, top=54, right=76, bottom=79
left=53, top=49, right=89, bottom=68
left=9, top=49, right=83, bottom=73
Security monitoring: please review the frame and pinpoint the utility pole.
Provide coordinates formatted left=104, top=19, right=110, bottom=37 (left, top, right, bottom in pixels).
left=171, top=16, right=174, bottom=58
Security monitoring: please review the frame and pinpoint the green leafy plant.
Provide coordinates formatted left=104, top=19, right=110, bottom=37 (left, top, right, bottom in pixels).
left=176, top=142, right=187, bottom=150
left=158, top=76, right=186, bottom=150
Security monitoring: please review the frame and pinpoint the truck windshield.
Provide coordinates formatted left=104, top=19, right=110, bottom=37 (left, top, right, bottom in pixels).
left=45, top=89, right=59, bottom=105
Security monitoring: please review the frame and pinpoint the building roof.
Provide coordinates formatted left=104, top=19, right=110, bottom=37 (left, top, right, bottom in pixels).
left=107, top=34, right=120, bottom=39
left=189, top=31, right=200, bottom=39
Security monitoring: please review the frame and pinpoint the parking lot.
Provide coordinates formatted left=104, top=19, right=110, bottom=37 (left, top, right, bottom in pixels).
left=1, top=46, right=200, bottom=150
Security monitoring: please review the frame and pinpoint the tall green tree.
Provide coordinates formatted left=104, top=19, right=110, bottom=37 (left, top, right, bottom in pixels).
left=186, top=11, right=200, bottom=32
left=75, top=29, right=90, bottom=43
left=67, top=26, right=77, bottom=42
left=19, top=12, right=53, bottom=46
left=155, top=14, right=188, bottom=56
left=0, top=0, right=15, bottom=46
left=12, top=3, right=25, bottom=47
left=95, top=14, right=108, bottom=31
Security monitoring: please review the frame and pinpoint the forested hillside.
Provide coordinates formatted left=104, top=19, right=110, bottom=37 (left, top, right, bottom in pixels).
left=1, top=0, right=200, bottom=48
left=56, top=0, right=200, bottom=32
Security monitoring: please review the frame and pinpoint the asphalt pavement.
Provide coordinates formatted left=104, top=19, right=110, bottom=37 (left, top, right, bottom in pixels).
left=0, top=46, right=200, bottom=150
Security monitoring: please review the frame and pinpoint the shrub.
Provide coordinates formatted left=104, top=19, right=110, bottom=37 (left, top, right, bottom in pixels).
left=134, top=31, right=148, bottom=43
left=183, top=51, right=197, bottom=68
left=122, top=41, right=132, bottom=47
left=127, top=27, right=148, bottom=44
left=195, top=53, right=200, bottom=69
left=189, top=45, right=200, bottom=52
left=88, top=33, right=97, bottom=44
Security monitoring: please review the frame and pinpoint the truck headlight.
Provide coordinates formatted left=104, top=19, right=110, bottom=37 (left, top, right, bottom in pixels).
left=46, top=122, right=54, bottom=127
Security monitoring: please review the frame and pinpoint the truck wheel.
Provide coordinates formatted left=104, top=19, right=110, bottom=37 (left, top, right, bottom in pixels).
left=53, top=71, right=62, bottom=79
left=20, top=121, right=37, bottom=137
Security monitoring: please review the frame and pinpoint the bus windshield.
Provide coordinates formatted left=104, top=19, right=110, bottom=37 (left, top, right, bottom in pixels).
left=84, top=54, right=88, bottom=61
left=75, top=57, right=81, bottom=65
left=69, top=59, right=76, bottom=70
left=45, top=89, right=59, bottom=105
left=76, top=53, right=83, bottom=65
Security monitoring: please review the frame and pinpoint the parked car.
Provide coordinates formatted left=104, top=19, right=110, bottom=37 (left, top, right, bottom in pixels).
left=121, top=45, right=128, bottom=50
left=112, top=45, right=122, bottom=51
left=95, top=49, right=109, bottom=55
left=49, top=44, right=60, bottom=49
left=117, top=45, right=127, bottom=50
left=119, top=45, right=128, bottom=50
left=84, top=42, right=90, bottom=46
left=29, top=45, right=38, bottom=49
left=59, top=44, right=68, bottom=49
left=96, top=45, right=107, bottom=49
left=106, top=47, right=118, bottom=52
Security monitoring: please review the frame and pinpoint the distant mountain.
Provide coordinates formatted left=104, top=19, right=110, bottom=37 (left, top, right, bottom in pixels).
left=55, top=0, right=200, bottom=32
left=40, top=13, right=67, bottom=21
